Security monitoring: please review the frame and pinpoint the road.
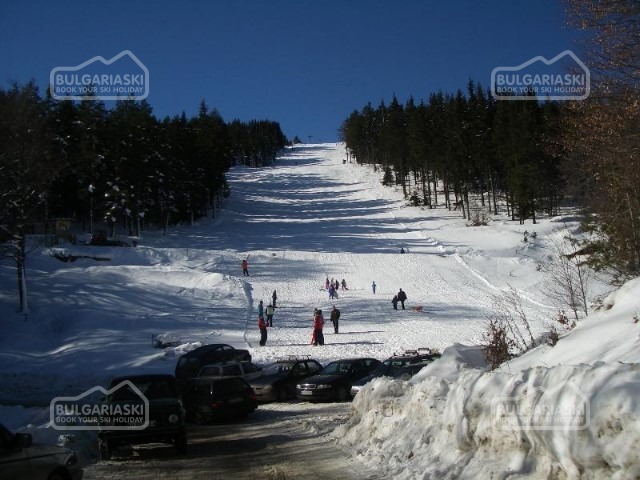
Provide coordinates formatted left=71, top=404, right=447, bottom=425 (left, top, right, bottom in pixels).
left=83, top=401, right=386, bottom=480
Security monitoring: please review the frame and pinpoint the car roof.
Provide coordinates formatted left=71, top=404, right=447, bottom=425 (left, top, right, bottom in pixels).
left=200, top=360, right=248, bottom=368
left=181, top=344, right=232, bottom=357
left=326, top=357, right=379, bottom=364
left=110, top=374, right=176, bottom=384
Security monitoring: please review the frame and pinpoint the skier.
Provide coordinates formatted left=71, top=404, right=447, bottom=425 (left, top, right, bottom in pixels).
left=391, top=294, right=398, bottom=310
left=325, top=277, right=330, bottom=290
left=397, top=288, right=407, bottom=310
left=257, top=300, right=264, bottom=318
left=330, top=305, right=341, bottom=334
left=258, top=315, right=268, bottom=346
left=265, top=303, right=275, bottom=327
left=328, top=284, right=336, bottom=299
left=341, top=279, right=348, bottom=291
left=372, top=281, right=377, bottom=294
left=272, top=290, right=277, bottom=308
left=241, top=259, right=249, bottom=276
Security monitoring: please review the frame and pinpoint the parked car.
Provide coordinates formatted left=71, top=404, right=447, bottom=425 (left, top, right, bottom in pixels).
left=182, top=377, right=258, bottom=424
left=174, top=344, right=252, bottom=388
left=296, top=358, right=381, bottom=402
left=249, top=357, right=323, bottom=402
left=197, top=360, right=262, bottom=381
left=350, top=348, right=441, bottom=397
left=98, top=374, right=186, bottom=460
left=0, top=423, right=83, bottom=480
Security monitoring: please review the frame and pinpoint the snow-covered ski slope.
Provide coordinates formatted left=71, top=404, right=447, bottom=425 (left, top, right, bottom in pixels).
left=0, top=143, right=576, bottom=401
left=2, top=143, right=640, bottom=479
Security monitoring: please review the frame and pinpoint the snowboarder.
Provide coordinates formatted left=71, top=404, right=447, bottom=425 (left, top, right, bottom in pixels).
left=392, top=294, right=398, bottom=310
left=330, top=305, right=341, bottom=334
left=397, top=288, right=407, bottom=310
left=258, top=315, right=268, bottom=346
left=272, top=290, right=277, bottom=308
left=372, top=281, right=377, bottom=294
left=312, top=309, right=325, bottom=346
left=265, top=303, right=275, bottom=327
left=257, top=300, right=264, bottom=318
left=241, top=259, right=249, bottom=276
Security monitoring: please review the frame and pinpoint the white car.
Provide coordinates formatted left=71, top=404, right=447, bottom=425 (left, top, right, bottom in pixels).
left=0, top=423, right=83, bottom=480
left=197, top=361, right=262, bottom=381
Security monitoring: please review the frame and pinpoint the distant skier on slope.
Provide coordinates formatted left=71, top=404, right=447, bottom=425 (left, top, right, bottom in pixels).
left=241, top=258, right=250, bottom=276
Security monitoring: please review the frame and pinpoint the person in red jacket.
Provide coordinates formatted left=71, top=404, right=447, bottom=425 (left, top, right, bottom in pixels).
left=312, top=309, right=325, bottom=346
left=258, top=315, right=267, bottom=346
left=241, top=259, right=249, bottom=277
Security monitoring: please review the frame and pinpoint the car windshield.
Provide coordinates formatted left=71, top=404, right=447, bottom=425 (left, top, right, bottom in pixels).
left=371, top=363, right=399, bottom=377
left=320, top=361, right=353, bottom=375
left=263, top=362, right=294, bottom=375
left=110, top=377, right=177, bottom=400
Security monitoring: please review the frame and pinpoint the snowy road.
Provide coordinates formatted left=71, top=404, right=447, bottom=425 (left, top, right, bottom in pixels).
left=83, top=402, right=386, bottom=480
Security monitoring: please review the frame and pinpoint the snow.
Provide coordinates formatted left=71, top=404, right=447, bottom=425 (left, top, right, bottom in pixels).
left=1, top=143, right=639, bottom=478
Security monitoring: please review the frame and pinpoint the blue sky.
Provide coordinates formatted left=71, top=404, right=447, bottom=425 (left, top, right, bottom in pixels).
left=0, top=0, right=581, bottom=142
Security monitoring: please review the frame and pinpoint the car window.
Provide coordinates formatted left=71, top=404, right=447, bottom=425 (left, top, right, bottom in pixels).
left=217, top=379, right=249, bottom=394
left=292, top=363, right=306, bottom=374
left=199, top=366, right=220, bottom=377
left=242, top=362, right=259, bottom=373
left=222, top=364, right=241, bottom=376
left=306, top=361, right=322, bottom=373
left=321, top=362, right=341, bottom=375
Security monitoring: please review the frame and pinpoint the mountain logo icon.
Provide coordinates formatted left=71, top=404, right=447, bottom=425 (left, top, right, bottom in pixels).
left=50, top=50, right=149, bottom=101
left=491, top=50, right=590, bottom=101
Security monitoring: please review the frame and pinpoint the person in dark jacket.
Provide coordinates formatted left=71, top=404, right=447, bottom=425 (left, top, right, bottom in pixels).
left=258, top=315, right=268, bottom=346
left=391, top=294, right=398, bottom=310
left=330, top=305, right=341, bottom=334
left=272, top=290, right=277, bottom=308
left=397, top=288, right=407, bottom=310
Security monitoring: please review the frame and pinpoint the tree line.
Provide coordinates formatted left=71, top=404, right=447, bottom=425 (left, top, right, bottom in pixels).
left=0, top=82, right=287, bottom=311
left=339, top=84, right=562, bottom=225
left=341, top=0, right=639, bottom=278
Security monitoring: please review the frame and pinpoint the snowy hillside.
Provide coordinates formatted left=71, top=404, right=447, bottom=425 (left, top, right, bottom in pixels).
left=1, top=144, right=639, bottom=478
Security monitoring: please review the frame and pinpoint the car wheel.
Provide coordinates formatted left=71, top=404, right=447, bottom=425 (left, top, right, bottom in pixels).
left=175, top=434, right=187, bottom=455
left=336, top=386, right=349, bottom=401
left=99, top=439, right=112, bottom=460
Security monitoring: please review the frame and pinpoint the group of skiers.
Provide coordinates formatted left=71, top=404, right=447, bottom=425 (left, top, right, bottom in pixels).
left=325, top=277, right=348, bottom=300
left=257, top=290, right=278, bottom=347
left=250, top=266, right=409, bottom=347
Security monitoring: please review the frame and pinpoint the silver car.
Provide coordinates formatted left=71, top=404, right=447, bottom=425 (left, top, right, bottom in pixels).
left=0, top=423, right=83, bottom=480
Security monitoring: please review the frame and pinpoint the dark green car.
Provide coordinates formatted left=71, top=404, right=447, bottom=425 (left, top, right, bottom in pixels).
left=97, top=374, right=186, bottom=460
